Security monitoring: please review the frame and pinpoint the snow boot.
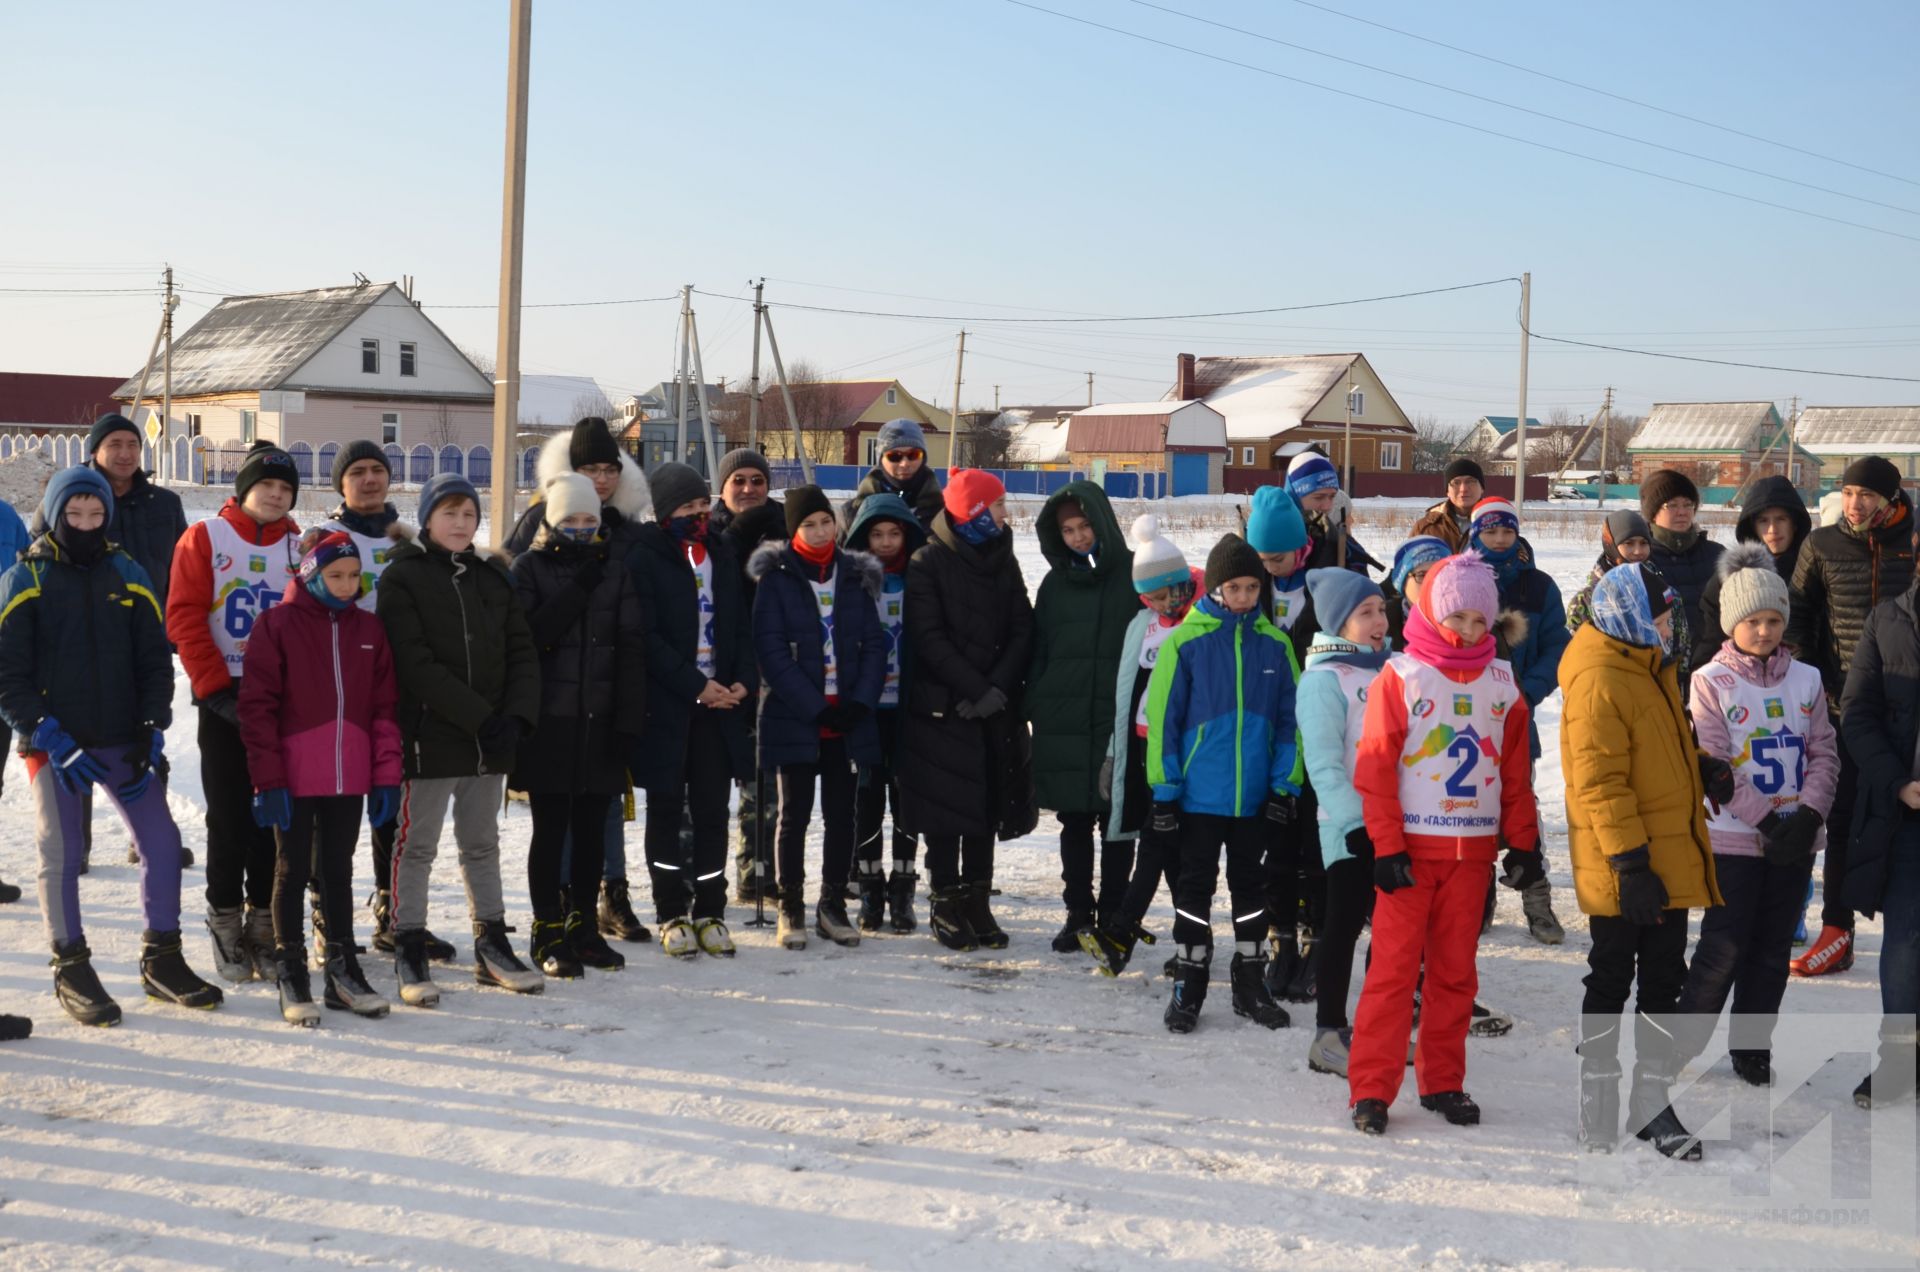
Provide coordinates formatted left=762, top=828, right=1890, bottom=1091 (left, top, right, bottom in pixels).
left=887, top=869, right=919, bottom=934
left=51, top=941, right=120, bottom=1027
left=856, top=870, right=887, bottom=933
left=693, top=917, right=736, bottom=957
left=1264, top=931, right=1300, bottom=1001
left=473, top=920, right=544, bottom=993
left=1229, top=952, right=1291, bottom=1029
left=928, top=888, right=978, bottom=951
left=1351, top=1099, right=1388, bottom=1135
left=964, top=882, right=1008, bottom=950
left=1078, top=917, right=1138, bottom=977
left=1419, top=1090, right=1481, bottom=1126
left=0, top=1014, right=31, bottom=1041
left=1468, top=999, right=1514, bottom=1037
left=568, top=911, right=626, bottom=970
left=370, top=889, right=397, bottom=953
left=815, top=894, right=862, bottom=948
left=1282, top=929, right=1319, bottom=1003
left=394, top=929, right=441, bottom=1007
left=310, top=889, right=366, bottom=965
left=597, top=877, right=651, bottom=943
left=276, top=949, right=320, bottom=1027
left=1628, top=1063, right=1702, bottom=1161
left=1729, top=1051, right=1773, bottom=1087
left=1853, top=1030, right=1917, bottom=1108
left=243, top=905, right=278, bottom=984
left=659, top=917, right=700, bottom=959
left=1579, top=1053, right=1623, bottom=1152
left=1051, top=910, right=1094, bottom=954
left=322, top=943, right=391, bottom=1018
left=530, top=918, right=583, bottom=979
left=205, top=903, right=250, bottom=984
left=777, top=901, right=808, bottom=951
left=0, top=873, right=20, bottom=904
left=1164, top=953, right=1208, bottom=1034
left=1519, top=878, right=1565, bottom=945
left=1307, top=1026, right=1352, bottom=1076
left=139, top=930, right=224, bottom=1010
left=1790, top=924, right=1853, bottom=976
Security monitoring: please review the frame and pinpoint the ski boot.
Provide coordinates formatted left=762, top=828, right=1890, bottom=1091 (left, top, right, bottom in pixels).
left=597, top=878, right=651, bottom=943
left=1307, top=1026, right=1352, bottom=1076
left=394, top=929, right=441, bottom=1007
left=1282, top=927, right=1319, bottom=1003
left=887, top=867, right=919, bottom=934
left=1729, top=1051, right=1773, bottom=1087
left=1579, top=1047, right=1623, bottom=1153
left=854, top=864, right=887, bottom=933
left=1791, top=924, right=1854, bottom=976
left=1229, top=951, right=1291, bottom=1029
left=1627, top=1052, right=1702, bottom=1161
left=1352, top=1099, right=1388, bottom=1135
left=964, top=882, right=1008, bottom=950
left=1264, top=929, right=1301, bottom=1001
left=1164, top=952, right=1208, bottom=1034
left=242, top=905, right=278, bottom=984
left=277, top=948, right=320, bottom=1027
left=659, top=917, right=700, bottom=959
left=205, top=903, right=251, bottom=984
left=1051, top=910, right=1094, bottom=955
left=1078, top=917, right=1139, bottom=977
left=777, top=901, right=808, bottom=951
left=139, top=930, right=224, bottom=1009
left=815, top=893, right=862, bottom=948
left=1519, top=878, right=1565, bottom=945
left=323, top=943, right=391, bottom=1017
left=530, top=918, right=583, bottom=979
left=0, top=1014, right=31, bottom=1041
left=473, top=920, right=544, bottom=993
left=370, top=889, right=397, bottom=954
left=1853, top=1028, right=1917, bottom=1108
left=1419, top=1090, right=1482, bottom=1126
left=928, top=888, right=978, bottom=951
left=51, top=941, right=120, bottom=1027
left=693, top=917, right=736, bottom=957
left=568, top=911, right=626, bottom=970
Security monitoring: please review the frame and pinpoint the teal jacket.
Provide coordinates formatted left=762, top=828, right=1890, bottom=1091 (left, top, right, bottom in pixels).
left=1296, top=633, right=1390, bottom=865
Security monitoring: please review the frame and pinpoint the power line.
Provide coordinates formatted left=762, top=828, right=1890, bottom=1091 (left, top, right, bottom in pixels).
left=1280, top=0, right=1920, bottom=190
left=1524, top=321, right=1920, bottom=382
left=1003, top=0, right=1920, bottom=244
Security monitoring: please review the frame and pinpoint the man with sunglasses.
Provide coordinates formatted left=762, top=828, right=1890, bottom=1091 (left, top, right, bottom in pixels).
left=846, top=419, right=945, bottom=532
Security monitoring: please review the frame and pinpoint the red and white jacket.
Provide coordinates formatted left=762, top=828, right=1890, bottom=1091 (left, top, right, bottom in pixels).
left=166, top=499, right=301, bottom=699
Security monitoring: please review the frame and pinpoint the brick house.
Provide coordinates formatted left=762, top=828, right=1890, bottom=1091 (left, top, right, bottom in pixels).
left=1172, top=352, right=1415, bottom=477
left=1626, top=402, right=1820, bottom=494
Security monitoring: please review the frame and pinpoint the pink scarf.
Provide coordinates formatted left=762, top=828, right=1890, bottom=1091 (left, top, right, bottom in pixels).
left=1403, top=604, right=1495, bottom=675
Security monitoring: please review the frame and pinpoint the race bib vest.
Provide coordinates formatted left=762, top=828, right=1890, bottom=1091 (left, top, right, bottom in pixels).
left=319, top=521, right=396, bottom=613
left=1388, top=652, right=1516, bottom=839
left=687, top=545, right=716, bottom=679
left=1134, top=616, right=1180, bottom=734
left=875, top=583, right=904, bottom=707
left=1312, top=660, right=1376, bottom=824
left=204, top=516, right=297, bottom=676
left=1700, top=660, right=1823, bottom=835
left=811, top=567, right=839, bottom=697
left=1271, top=579, right=1307, bottom=632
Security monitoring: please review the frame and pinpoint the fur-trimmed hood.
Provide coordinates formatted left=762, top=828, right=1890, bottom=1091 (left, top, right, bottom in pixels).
left=746, top=538, right=883, bottom=599
left=533, top=429, right=650, bottom=521
left=1494, top=607, right=1529, bottom=650
left=1715, top=539, right=1778, bottom=581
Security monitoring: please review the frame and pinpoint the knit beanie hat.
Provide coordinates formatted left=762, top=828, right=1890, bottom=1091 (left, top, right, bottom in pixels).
left=648, top=462, right=709, bottom=519
left=330, top=438, right=391, bottom=492
left=876, top=418, right=928, bottom=455
left=1204, top=533, right=1264, bottom=594
left=944, top=468, right=1004, bottom=521
left=1285, top=451, right=1340, bottom=501
left=715, top=447, right=770, bottom=490
left=1391, top=535, right=1450, bottom=594
left=1443, top=457, right=1485, bottom=487
left=1306, top=568, right=1383, bottom=639
left=235, top=440, right=299, bottom=503
left=1417, top=553, right=1498, bottom=627
left=40, top=465, right=114, bottom=528
left=1640, top=468, right=1699, bottom=521
left=567, top=417, right=621, bottom=470
left=1842, top=455, right=1903, bottom=504
left=1469, top=495, right=1519, bottom=537
left=298, top=528, right=360, bottom=580
left=1717, top=543, right=1790, bottom=630
left=86, top=413, right=140, bottom=456
left=1245, top=485, right=1308, bottom=554
left=543, top=473, right=602, bottom=529
left=1129, top=513, right=1190, bottom=593
left=418, top=472, right=479, bottom=525
left=784, top=484, right=835, bottom=536
left=1600, top=509, right=1652, bottom=561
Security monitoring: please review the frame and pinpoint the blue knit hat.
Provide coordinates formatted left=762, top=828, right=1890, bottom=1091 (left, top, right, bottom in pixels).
left=1128, top=513, right=1190, bottom=593
left=418, top=472, right=480, bottom=525
left=1245, top=485, right=1308, bottom=554
left=876, top=418, right=928, bottom=455
left=41, top=465, right=114, bottom=528
left=1391, top=535, right=1451, bottom=594
left=1305, top=568, right=1383, bottom=640
left=1285, top=451, right=1340, bottom=501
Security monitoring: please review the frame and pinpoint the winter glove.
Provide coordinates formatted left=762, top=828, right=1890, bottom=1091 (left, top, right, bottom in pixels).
left=952, top=696, right=978, bottom=719
left=1609, top=845, right=1668, bottom=926
left=1501, top=847, right=1547, bottom=891
left=477, top=715, right=524, bottom=770
left=115, top=726, right=166, bottom=802
left=969, top=686, right=1009, bottom=719
left=30, top=717, right=106, bottom=794
left=1148, top=800, right=1181, bottom=840
left=251, top=787, right=292, bottom=832
left=1264, top=793, right=1297, bottom=826
left=1374, top=852, right=1415, bottom=894
left=200, top=689, right=241, bottom=728
left=366, top=785, right=400, bottom=828
left=1762, top=806, right=1823, bottom=867
left=1344, top=827, right=1374, bottom=863
left=1096, top=755, right=1114, bottom=803
left=1698, top=754, right=1736, bottom=808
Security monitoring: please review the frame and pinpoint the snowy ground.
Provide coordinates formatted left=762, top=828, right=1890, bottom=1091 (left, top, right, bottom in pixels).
left=1, top=503, right=1914, bottom=1271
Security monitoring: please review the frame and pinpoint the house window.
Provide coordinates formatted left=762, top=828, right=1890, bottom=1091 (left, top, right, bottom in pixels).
left=239, top=409, right=257, bottom=444
left=1241, top=445, right=1254, bottom=466
left=381, top=412, right=401, bottom=445
left=362, top=339, right=379, bottom=373
left=188, top=413, right=203, bottom=439
left=1347, top=389, right=1365, bottom=416
left=1380, top=441, right=1402, bottom=470
left=864, top=437, right=879, bottom=466
left=399, top=342, right=416, bottom=377
left=885, top=388, right=897, bottom=406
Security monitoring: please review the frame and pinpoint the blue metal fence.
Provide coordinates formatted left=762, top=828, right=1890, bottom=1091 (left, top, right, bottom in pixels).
left=764, top=463, right=1166, bottom=500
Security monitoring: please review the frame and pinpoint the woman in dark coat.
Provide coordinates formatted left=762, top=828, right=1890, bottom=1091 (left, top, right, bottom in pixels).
left=899, top=470, right=1036, bottom=951
left=1027, top=481, right=1137, bottom=948
left=510, top=474, right=646, bottom=978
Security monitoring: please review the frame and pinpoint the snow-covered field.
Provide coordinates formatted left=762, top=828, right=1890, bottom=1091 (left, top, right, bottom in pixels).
left=1, top=501, right=1913, bottom=1271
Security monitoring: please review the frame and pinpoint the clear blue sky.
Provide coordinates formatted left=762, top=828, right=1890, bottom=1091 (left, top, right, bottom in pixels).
left=4, top=0, right=1916, bottom=429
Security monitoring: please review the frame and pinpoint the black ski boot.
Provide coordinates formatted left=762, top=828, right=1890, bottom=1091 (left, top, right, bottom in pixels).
left=51, top=941, right=120, bottom=1026
left=1352, top=1099, right=1388, bottom=1135
left=1164, top=954, right=1209, bottom=1034
left=928, top=888, right=978, bottom=951
left=964, top=882, right=1008, bottom=950
left=887, top=869, right=919, bottom=934
left=568, top=911, right=626, bottom=970
left=1853, top=1029, right=1917, bottom=1108
left=1078, top=917, right=1139, bottom=977
left=815, top=893, right=862, bottom=947
left=0, top=1014, right=31, bottom=1041
left=139, top=930, right=224, bottom=1009
left=1580, top=1055, right=1623, bottom=1152
left=370, top=889, right=397, bottom=954
left=1282, top=927, right=1319, bottom=1003
left=421, top=928, right=457, bottom=962
left=1729, top=1051, right=1773, bottom=1087
left=1229, top=952, right=1291, bottom=1029
left=1419, top=1090, right=1482, bottom=1125
left=855, top=865, right=886, bottom=933
left=394, top=929, right=440, bottom=1007
left=277, top=948, right=320, bottom=1027
left=597, top=878, right=651, bottom=943
left=530, top=917, right=582, bottom=979
left=1628, top=1064, right=1702, bottom=1161
left=205, top=903, right=249, bottom=983
left=322, top=943, right=391, bottom=1017
left=473, top=919, right=544, bottom=994
left=1051, top=910, right=1093, bottom=954
left=1264, top=930, right=1301, bottom=1001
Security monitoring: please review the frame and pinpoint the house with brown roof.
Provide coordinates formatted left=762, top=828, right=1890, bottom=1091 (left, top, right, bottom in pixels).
left=1063, top=400, right=1227, bottom=492
left=1626, top=401, right=1820, bottom=495
left=1169, top=352, right=1415, bottom=476
left=753, top=378, right=953, bottom=467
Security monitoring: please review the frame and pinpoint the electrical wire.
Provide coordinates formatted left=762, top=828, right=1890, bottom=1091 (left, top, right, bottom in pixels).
left=1523, top=320, right=1920, bottom=382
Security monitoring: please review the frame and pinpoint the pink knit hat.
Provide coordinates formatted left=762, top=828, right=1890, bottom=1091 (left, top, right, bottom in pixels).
left=1416, top=552, right=1498, bottom=627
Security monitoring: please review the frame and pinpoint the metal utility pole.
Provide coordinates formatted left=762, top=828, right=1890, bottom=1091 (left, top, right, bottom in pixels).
left=948, top=330, right=966, bottom=471
left=747, top=278, right=765, bottom=453
left=759, top=304, right=812, bottom=483
left=993, top=384, right=1000, bottom=411
left=674, top=284, right=694, bottom=464
left=489, top=0, right=532, bottom=545
left=1788, top=394, right=1803, bottom=487
left=1514, top=271, right=1531, bottom=506
left=130, top=267, right=171, bottom=479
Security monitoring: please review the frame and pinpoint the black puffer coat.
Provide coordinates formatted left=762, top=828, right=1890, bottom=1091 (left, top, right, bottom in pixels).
left=843, top=465, right=944, bottom=532
left=508, top=530, right=646, bottom=795
left=1788, top=492, right=1916, bottom=714
left=1648, top=526, right=1725, bottom=647
left=1838, top=580, right=1920, bottom=918
left=1694, top=476, right=1811, bottom=668
left=897, top=512, right=1037, bottom=840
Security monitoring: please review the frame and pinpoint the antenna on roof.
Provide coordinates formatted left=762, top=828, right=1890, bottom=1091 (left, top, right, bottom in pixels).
left=352, top=272, right=370, bottom=286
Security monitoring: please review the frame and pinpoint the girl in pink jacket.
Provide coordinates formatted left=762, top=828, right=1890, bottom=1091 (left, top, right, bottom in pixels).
left=1677, top=545, right=1839, bottom=1084
left=240, top=530, right=403, bottom=1026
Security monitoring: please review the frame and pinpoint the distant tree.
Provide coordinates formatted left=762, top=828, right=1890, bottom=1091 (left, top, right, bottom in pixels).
left=460, top=346, right=496, bottom=381
left=1411, top=412, right=1468, bottom=473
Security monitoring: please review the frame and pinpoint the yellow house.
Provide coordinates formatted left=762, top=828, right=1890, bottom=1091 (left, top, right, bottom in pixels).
left=755, top=378, right=952, bottom=467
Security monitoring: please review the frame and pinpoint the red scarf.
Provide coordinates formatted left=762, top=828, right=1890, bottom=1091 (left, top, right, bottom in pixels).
left=1403, top=604, right=1495, bottom=676
left=793, top=533, right=835, bottom=581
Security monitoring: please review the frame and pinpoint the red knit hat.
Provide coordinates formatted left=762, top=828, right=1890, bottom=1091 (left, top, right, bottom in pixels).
left=944, top=468, right=1006, bottom=521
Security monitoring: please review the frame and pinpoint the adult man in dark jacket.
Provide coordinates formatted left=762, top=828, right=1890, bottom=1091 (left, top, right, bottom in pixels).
left=1408, top=458, right=1483, bottom=552
left=843, top=419, right=945, bottom=531
left=1788, top=456, right=1916, bottom=977
left=1692, top=475, right=1811, bottom=668
left=1642, top=469, right=1725, bottom=648
left=708, top=447, right=782, bottom=538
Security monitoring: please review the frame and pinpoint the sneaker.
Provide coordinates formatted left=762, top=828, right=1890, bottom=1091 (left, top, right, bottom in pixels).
left=778, top=904, right=808, bottom=951
left=928, top=889, right=977, bottom=951
left=322, top=944, right=391, bottom=1018
left=138, top=930, right=224, bottom=1010
left=597, top=878, right=652, bottom=943
left=1419, top=1090, right=1482, bottom=1125
left=205, top=904, right=250, bottom=984
left=886, top=871, right=919, bottom=934
left=1051, top=911, right=1094, bottom=954
left=530, top=918, right=583, bottom=979
left=394, top=930, right=441, bottom=1007
left=51, top=941, right=121, bottom=1027
left=1307, top=1026, right=1352, bottom=1076
left=1519, top=878, right=1566, bottom=945
left=815, top=896, right=861, bottom=948
left=1468, top=999, right=1514, bottom=1037
left=276, top=949, right=320, bottom=1027
left=660, top=917, right=700, bottom=959
left=472, top=920, right=545, bottom=994
left=1790, top=925, right=1853, bottom=976
left=567, top=912, right=626, bottom=971
left=1351, top=1099, right=1388, bottom=1135
left=693, top=917, right=736, bottom=957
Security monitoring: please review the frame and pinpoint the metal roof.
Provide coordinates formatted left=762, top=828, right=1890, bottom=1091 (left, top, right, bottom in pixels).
left=1179, top=354, right=1358, bottom=441
left=112, top=284, right=393, bottom=399
left=0, top=372, right=128, bottom=426
left=1476, top=415, right=1542, bottom=435
left=1794, top=405, right=1920, bottom=452
left=1627, top=401, right=1781, bottom=452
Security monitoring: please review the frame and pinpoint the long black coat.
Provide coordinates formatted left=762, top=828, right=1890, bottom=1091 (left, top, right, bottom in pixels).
left=897, top=512, right=1037, bottom=840
left=1789, top=493, right=1916, bottom=714
left=1838, top=581, right=1920, bottom=918
left=1648, top=527, right=1726, bottom=650
left=625, top=522, right=755, bottom=790
left=508, top=531, right=646, bottom=795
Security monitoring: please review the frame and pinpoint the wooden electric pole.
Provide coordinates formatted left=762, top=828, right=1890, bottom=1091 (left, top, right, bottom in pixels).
left=1513, top=271, right=1531, bottom=506
left=489, top=0, right=532, bottom=545
left=747, top=278, right=765, bottom=453
left=948, top=331, right=966, bottom=471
